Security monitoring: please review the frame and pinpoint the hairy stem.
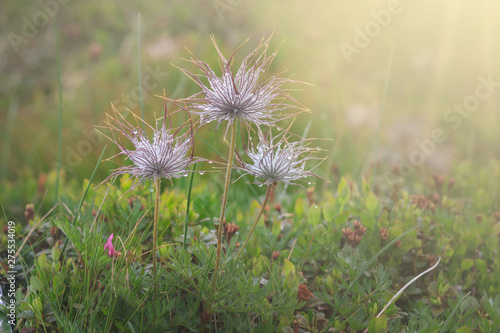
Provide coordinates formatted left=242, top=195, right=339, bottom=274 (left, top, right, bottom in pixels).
left=236, top=183, right=273, bottom=258
left=153, top=178, right=161, bottom=299
left=211, top=122, right=237, bottom=293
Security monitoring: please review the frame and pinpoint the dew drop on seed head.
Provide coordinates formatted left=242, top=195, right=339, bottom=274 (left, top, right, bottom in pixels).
left=258, top=184, right=263, bottom=187
left=183, top=173, right=188, bottom=177
left=308, top=182, right=311, bottom=185
left=199, top=171, right=205, bottom=175
left=208, top=161, right=213, bottom=164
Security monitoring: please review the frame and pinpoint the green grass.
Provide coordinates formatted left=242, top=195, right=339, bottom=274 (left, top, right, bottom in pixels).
left=2, top=1, right=500, bottom=332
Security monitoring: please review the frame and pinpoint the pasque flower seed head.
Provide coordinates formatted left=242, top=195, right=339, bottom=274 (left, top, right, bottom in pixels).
left=178, top=36, right=305, bottom=131
left=236, top=126, right=324, bottom=187
left=100, top=105, right=198, bottom=189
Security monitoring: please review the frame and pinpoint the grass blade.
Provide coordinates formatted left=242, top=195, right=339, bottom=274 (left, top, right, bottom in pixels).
left=55, top=19, right=63, bottom=200
left=137, top=12, right=144, bottom=130
left=60, top=145, right=107, bottom=258
left=440, top=291, right=471, bottom=333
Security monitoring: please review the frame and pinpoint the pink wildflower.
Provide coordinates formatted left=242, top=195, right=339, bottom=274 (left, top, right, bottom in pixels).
left=104, top=233, right=118, bottom=258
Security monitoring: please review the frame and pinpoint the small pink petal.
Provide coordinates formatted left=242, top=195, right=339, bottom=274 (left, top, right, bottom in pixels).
left=104, top=233, right=116, bottom=258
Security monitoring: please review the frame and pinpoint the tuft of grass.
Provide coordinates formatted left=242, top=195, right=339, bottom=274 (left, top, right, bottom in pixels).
left=325, top=225, right=419, bottom=329
left=440, top=292, right=472, bottom=333
left=60, top=145, right=107, bottom=261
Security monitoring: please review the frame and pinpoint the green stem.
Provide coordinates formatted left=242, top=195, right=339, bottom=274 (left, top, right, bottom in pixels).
left=153, top=178, right=161, bottom=299
left=183, top=164, right=196, bottom=251
left=211, top=122, right=237, bottom=293
left=55, top=20, right=63, bottom=201
left=236, top=184, right=273, bottom=259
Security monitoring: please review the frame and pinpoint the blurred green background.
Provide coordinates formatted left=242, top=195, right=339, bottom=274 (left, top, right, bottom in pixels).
left=1, top=0, right=499, bottom=220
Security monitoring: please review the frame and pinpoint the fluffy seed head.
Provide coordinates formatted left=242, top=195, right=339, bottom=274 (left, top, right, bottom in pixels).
left=178, top=36, right=304, bottom=130
left=236, top=127, right=323, bottom=187
left=101, top=106, right=197, bottom=189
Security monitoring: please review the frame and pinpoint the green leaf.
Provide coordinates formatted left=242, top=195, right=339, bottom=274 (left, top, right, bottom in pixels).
left=368, top=314, right=387, bottom=333
left=388, top=225, right=403, bottom=239
left=338, top=177, right=350, bottom=207
left=295, top=198, right=306, bottom=218
left=33, top=297, right=43, bottom=317
left=53, top=274, right=65, bottom=296
left=323, top=197, right=336, bottom=221
left=30, top=276, right=43, bottom=292
left=326, top=275, right=335, bottom=291
left=52, top=245, right=61, bottom=263
left=360, top=210, right=376, bottom=229
left=335, top=210, right=349, bottom=226
left=475, top=258, right=487, bottom=275
left=283, top=259, right=295, bottom=277
left=461, top=258, right=474, bottom=271
left=308, top=205, right=322, bottom=225
left=366, top=192, right=378, bottom=213
left=38, top=252, right=47, bottom=269
left=18, top=310, right=36, bottom=319
left=271, top=220, right=281, bottom=236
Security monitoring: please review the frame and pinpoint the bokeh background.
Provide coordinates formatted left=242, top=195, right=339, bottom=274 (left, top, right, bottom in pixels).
left=1, top=0, right=499, bottom=220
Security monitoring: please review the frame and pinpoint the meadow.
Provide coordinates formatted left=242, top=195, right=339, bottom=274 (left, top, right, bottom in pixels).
left=1, top=1, right=500, bottom=332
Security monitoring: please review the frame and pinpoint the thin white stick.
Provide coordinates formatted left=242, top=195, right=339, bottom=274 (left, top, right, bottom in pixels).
left=376, top=257, right=441, bottom=318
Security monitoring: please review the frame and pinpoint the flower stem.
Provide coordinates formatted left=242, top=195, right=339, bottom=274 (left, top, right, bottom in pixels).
left=236, top=183, right=273, bottom=259
left=211, top=122, right=237, bottom=293
left=153, top=178, right=161, bottom=299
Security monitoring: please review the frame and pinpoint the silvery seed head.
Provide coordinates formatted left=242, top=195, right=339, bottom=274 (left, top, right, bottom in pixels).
left=101, top=106, right=198, bottom=189
left=236, top=127, right=324, bottom=187
left=178, top=36, right=304, bottom=131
